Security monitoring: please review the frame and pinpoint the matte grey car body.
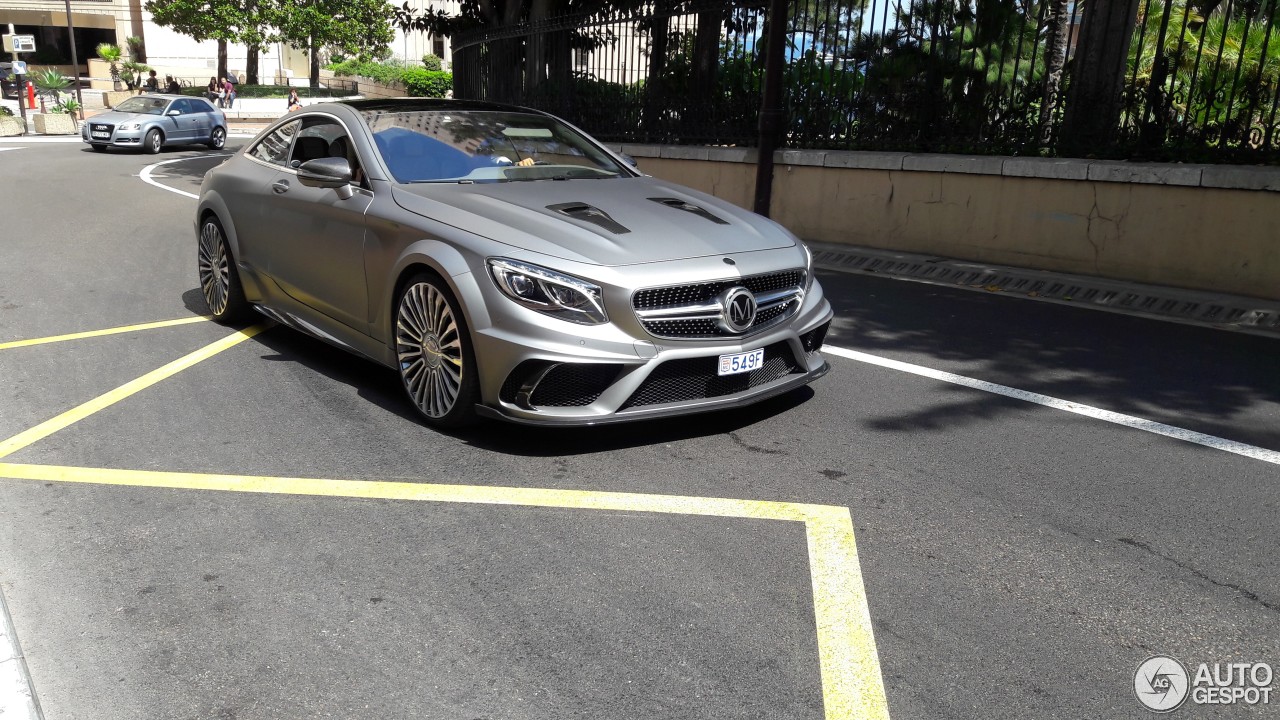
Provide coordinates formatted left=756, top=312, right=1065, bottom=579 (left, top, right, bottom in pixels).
left=82, top=94, right=227, bottom=153
left=195, top=99, right=832, bottom=427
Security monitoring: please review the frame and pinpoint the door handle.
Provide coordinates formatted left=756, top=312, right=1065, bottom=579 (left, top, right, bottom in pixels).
left=272, top=180, right=290, bottom=194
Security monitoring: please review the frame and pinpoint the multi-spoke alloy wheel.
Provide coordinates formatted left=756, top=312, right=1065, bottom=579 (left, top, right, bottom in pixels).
left=197, top=218, right=247, bottom=323
left=396, top=276, right=478, bottom=427
left=208, top=126, right=226, bottom=149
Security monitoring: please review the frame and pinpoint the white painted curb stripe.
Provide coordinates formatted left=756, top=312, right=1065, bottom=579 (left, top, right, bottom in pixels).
left=139, top=154, right=230, bottom=200
left=823, top=345, right=1280, bottom=466
left=0, top=588, right=41, bottom=720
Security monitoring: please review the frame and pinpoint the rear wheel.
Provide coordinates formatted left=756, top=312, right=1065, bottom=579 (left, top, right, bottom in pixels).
left=143, top=129, right=162, bottom=154
left=207, top=126, right=226, bottom=150
left=395, top=274, right=479, bottom=428
left=197, top=216, right=249, bottom=323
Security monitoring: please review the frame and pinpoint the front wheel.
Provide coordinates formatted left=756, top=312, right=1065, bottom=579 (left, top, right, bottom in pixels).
left=207, top=126, right=226, bottom=150
left=197, top=216, right=249, bottom=323
left=395, top=275, right=479, bottom=429
left=143, top=128, right=162, bottom=155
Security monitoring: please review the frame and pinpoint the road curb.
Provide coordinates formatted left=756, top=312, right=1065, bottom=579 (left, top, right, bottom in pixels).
left=0, top=584, right=42, bottom=720
left=811, top=242, right=1280, bottom=338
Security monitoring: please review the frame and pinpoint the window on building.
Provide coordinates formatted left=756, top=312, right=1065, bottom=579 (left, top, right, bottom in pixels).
left=433, top=37, right=445, bottom=60
left=574, top=48, right=587, bottom=69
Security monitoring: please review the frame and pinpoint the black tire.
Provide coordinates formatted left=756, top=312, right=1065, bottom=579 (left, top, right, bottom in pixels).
left=394, top=273, right=480, bottom=429
left=91, top=144, right=107, bottom=153
left=207, top=126, right=226, bottom=150
left=143, top=128, right=163, bottom=155
left=197, top=216, right=249, bottom=323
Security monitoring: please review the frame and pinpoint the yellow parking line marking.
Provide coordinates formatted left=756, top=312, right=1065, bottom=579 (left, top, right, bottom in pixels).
left=0, top=324, right=270, bottom=460
left=0, top=462, right=889, bottom=719
left=0, top=316, right=212, bottom=351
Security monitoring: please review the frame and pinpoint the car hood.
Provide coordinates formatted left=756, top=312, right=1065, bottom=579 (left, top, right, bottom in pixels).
left=391, top=176, right=795, bottom=266
left=87, top=111, right=153, bottom=125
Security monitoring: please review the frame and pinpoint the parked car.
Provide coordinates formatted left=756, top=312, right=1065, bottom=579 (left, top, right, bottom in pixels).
left=81, top=94, right=227, bottom=153
left=195, top=99, right=832, bottom=428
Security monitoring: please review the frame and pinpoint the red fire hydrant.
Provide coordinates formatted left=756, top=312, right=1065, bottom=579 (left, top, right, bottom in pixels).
left=26, top=81, right=36, bottom=110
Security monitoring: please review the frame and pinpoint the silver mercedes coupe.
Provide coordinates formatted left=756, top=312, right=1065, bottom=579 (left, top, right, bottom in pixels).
left=196, top=99, right=832, bottom=428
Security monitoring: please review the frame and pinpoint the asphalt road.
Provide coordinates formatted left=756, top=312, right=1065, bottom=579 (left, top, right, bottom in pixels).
left=0, top=139, right=1277, bottom=719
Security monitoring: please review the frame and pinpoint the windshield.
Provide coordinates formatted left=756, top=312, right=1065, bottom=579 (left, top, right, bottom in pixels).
left=360, top=109, right=629, bottom=184
left=114, top=97, right=169, bottom=115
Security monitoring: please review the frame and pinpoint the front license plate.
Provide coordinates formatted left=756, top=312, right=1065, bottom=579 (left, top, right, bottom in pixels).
left=91, top=131, right=109, bottom=139
left=718, top=348, right=765, bottom=376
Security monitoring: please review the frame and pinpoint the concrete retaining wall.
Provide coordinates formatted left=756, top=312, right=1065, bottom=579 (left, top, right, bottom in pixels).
left=615, top=145, right=1280, bottom=302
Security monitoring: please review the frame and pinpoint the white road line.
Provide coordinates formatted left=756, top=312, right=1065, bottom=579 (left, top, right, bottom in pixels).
left=0, top=588, right=41, bottom=720
left=0, top=147, right=22, bottom=151
left=139, top=154, right=230, bottom=200
left=823, top=345, right=1280, bottom=466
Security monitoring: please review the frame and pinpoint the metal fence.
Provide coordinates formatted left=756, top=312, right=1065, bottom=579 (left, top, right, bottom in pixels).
left=451, top=0, right=1280, bottom=163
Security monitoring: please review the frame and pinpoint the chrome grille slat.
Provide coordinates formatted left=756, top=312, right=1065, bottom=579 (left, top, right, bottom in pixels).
left=632, top=269, right=805, bottom=339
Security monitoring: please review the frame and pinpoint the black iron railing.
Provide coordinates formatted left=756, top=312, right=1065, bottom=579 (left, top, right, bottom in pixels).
left=449, top=0, right=1280, bottom=164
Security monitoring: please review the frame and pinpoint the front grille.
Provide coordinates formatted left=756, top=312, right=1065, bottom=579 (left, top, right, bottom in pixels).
left=499, top=361, right=620, bottom=408
left=633, top=269, right=805, bottom=339
left=90, top=123, right=114, bottom=134
left=620, top=342, right=801, bottom=409
left=632, top=270, right=804, bottom=310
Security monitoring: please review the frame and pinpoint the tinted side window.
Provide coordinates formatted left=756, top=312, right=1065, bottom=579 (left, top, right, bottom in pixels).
left=169, top=100, right=191, bottom=115
left=250, top=120, right=300, bottom=166
left=190, top=98, right=213, bottom=114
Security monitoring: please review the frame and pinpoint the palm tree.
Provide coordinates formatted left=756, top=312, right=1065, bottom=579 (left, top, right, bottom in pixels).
left=1126, top=0, right=1280, bottom=147
left=97, top=43, right=124, bottom=90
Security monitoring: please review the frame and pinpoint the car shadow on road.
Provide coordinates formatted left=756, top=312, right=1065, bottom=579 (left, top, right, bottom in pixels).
left=181, top=289, right=819, bottom=455
left=818, top=269, right=1280, bottom=450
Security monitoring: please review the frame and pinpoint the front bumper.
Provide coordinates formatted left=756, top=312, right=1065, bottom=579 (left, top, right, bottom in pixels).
left=82, top=124, right=146, bottom=147
left=465, top=257, right=835, bottom=426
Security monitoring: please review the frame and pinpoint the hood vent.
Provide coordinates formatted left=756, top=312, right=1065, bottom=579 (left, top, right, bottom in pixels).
left=546, top=202, right=630, bottom=235
left=648, top=197, right=730, bottom=225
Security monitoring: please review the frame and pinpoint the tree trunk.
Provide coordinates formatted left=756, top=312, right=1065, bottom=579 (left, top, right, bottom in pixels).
left=686, top=8, right=723, bottom=138
left=1060, top=0, right=1142, bottom=156
left=246, top=47, right=260, bottom=85
left=526, top=0, right=552, bottom=90
left=643, top=4, right=671, bottom=139
left=1037, top=0, right=1071, bottom=146
left=309, top=38, right=320, bottom=89
left=217, top=39, right=228, bottom=81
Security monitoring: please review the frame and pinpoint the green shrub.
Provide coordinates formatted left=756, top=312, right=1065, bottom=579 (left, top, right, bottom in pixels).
left=402, top=69, right=451, bottom=97
left=421, top=54, right=442, bottom=71
left=327, top=59, right=451, bottom=96
left=327, top=59, right=404, bottom=85
left=0, top=106, right=13, bottom=117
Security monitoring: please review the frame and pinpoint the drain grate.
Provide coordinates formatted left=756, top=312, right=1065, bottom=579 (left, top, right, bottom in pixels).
left=811, top=244, right=1280, bottom=336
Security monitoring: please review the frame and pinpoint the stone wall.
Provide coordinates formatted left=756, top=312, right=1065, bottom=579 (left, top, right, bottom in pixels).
left=614, top=145, right=1280, bottom=302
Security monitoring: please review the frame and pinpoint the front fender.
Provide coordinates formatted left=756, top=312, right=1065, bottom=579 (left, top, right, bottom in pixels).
left=374, top=239, right=490, bottom=350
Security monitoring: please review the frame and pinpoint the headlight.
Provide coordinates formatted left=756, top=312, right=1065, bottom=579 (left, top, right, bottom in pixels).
left=488, top=258, right=608, bottom=325
left=119, top=122, right=141, bottom=131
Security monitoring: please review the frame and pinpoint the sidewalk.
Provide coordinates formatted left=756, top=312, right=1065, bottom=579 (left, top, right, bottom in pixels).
left=1, top=94, right=346, bottom=135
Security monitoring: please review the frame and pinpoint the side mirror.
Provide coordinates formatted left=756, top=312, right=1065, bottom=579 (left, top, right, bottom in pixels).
left=622, top=154, right=639, bottom=168
left=166, top=109, right=180, bottom=116
left=297, top=157, right=355, bottom=198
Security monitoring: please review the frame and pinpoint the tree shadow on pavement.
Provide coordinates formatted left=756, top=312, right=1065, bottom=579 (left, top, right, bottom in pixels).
left=818, top=269, right=1280, bottom=450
